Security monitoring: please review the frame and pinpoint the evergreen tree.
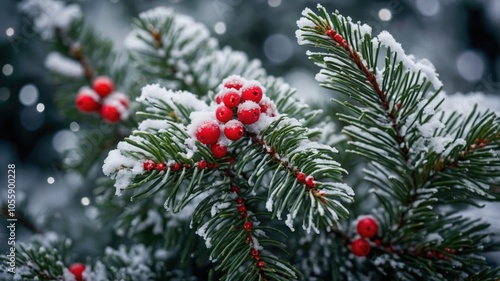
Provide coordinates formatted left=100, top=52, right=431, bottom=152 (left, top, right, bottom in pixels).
left=2, top=1, right=499, bottom=280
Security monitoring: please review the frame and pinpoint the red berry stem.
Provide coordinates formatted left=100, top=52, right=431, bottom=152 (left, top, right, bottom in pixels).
left=249, top=134, right=323, bottom=198
left=228, top=183, right=269, bottom=275
left=143, top=159, right=220, bottom=172
left=324, top=26, right=409, bottom=162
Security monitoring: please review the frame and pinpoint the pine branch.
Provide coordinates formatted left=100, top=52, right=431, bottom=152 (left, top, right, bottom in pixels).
left=102, top=74, right=353, bottom=279
left=297, top=5, right=500, bottom=279
left=126, top=6, right=320, bottom=126
left=191, top=178, right=298, bottom=281
left=54, top=26, right=94, bottom=81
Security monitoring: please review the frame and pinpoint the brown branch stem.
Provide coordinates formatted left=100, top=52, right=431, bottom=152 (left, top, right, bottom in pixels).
left=54, top=27, right=94, bottom=80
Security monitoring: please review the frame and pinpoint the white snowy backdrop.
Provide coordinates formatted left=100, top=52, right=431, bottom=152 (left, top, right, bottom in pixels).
left=0, top=0, right=499, bottom=265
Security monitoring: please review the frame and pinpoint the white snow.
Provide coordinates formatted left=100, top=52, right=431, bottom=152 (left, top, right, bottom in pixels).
left=45, top=52, right=84, bottom=77
left=102, top=149, right=144, bottom=195
left=103, top=92, right=130, bottom=121
left=138, top=84, right=209, bottom=112
left=124, top=30, right=150, bottom=51
left=137, top=119, right=170, bottom=132
left=418, top=119, right=444, bottom=138
left=77, top=87, right=100, bottom=102
left=62, top=268, right=77, bottom=281
left=374, top=31, right=443, bottom=89
left=19, top=0, right=82, bottom=40
left=210, top=202, right=231, bottom=217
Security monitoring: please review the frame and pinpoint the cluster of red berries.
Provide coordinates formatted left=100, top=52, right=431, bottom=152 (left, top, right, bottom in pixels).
left=69, top=263, right=85, bottom=281
left=143, top=159, right=220, bottom=172
left=351, top=216, right=379, bottom=257
left=75, top=76, right=129, bottom=123
left=325, top=28, right=348, bottom=47
left=295, top=171, right=316, bottom=189
left=194, top=76, right=276, bottom=159
left=230, top=185, right=264, bottom=268
left=426, top=248, right=456, bottom=260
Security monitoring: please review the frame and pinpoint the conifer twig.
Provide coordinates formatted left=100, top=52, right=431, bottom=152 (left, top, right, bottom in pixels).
left=54, top=27, right=94, bottom=80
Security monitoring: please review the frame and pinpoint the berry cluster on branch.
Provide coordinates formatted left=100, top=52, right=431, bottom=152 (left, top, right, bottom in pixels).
left=191, top=75, right=277, bottom=159
left=76, top=76, right=130, bottom=123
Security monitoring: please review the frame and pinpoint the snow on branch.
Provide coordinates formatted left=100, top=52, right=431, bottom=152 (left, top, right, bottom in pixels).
left=19, top=0, right=82, bottom=40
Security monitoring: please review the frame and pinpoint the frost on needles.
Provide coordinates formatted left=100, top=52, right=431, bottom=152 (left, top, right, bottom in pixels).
left=296, top=4, right=500, bottom=280
left=6, top=0, right=500, bottom=280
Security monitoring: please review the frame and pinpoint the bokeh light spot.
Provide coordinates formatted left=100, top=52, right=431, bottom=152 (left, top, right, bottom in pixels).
left=264, top=34, right=293, bottom=64
left=70, top=122, right=80, bottom=132
left=36, top=103, right=45, bottom=112
left=3, top=64, right=13, bottom=76
left=456, top=51, right=484, bottom=82
left=268, top=0, right=281, bottom=7
left=214, top=22, right=226, bottom=34
left=52, top=130, right=78, bottom=153
left=19, top=84, right=39, bottom=106
left=378, top=8, right=392, bottom=21
left=6, top=28, right=14, bottom=36
left=416, top=0, right=441, bottom=16
left=81, top=197, right=90, bottom=206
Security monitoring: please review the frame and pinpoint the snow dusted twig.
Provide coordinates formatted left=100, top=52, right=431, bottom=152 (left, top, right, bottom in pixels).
left=54, top=27, right=94, bottom=80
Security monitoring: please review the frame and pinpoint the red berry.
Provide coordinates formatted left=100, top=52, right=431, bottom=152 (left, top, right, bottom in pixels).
left=198, top=160, right=207, bottom=169
left=107, top=92, right=129, bottom=108
left=227, top=157, right=236, bottom=165
left=254, top=255, right=260, bottom=260
left=76, top=89, right=100, bottom=113
left=251, top=249, right=259, bottom=256
left=171, top=163, right=181, bottom=171
left=223, top=76, right=243, bottom=90
left=215, top=105, right=233, bottom=123
left=356, top=217, right=379, bottom=239
left=223, top=91, right=241, bottom=108
left=236, top=197, right=243, bottom=204
left=100, top=104, right=121, bottom=123
left=305, top=176, right=316, bottom=188
left=445, top=248, right=456, bottom=255
left=257, top=261, right=265, bottom=267
left=224, top=120, right=245, bottom=141
left=333, top=34, right=343, bottom=44
left=438, top=253, right=445, bottom=259
left=237, top=101, right=261, bottom=125
left=351, top=238, right=371, bottom=257
left=241, top=212, right=248, bottom=219
left=243, top=221, right=253, bottom=230
left=373, top=238, right=381, bottom=246
left=157, top=162, right=165, bottom=171
left=259, top=103, right=269, bottom=114
left=144, top=160, right=155, bottom=171
left=325, top=29, right=336, bottom=37
left=211, top=143, right=227, bottom=158
left=297, top=172, right=306, bottom=182
left=195, top=121, right=221, bottom=145
left=215, top=94, right=222, bottom=104
left=92, top=76, right=114, bottom=98
left=207, top=162, right=216, bottom=169
left=224, top=81, right=243, bottom=90
left=242, top=85, right=263, bottom=103
left=426, top=251, right=436, bottom=258
left=230, top=185, right=239, bottom=193
left=238, top=205, right=247, bottom=213
left=258, top=99, right=277, bottom=117
left=69, top=263, right=85, bottom=281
